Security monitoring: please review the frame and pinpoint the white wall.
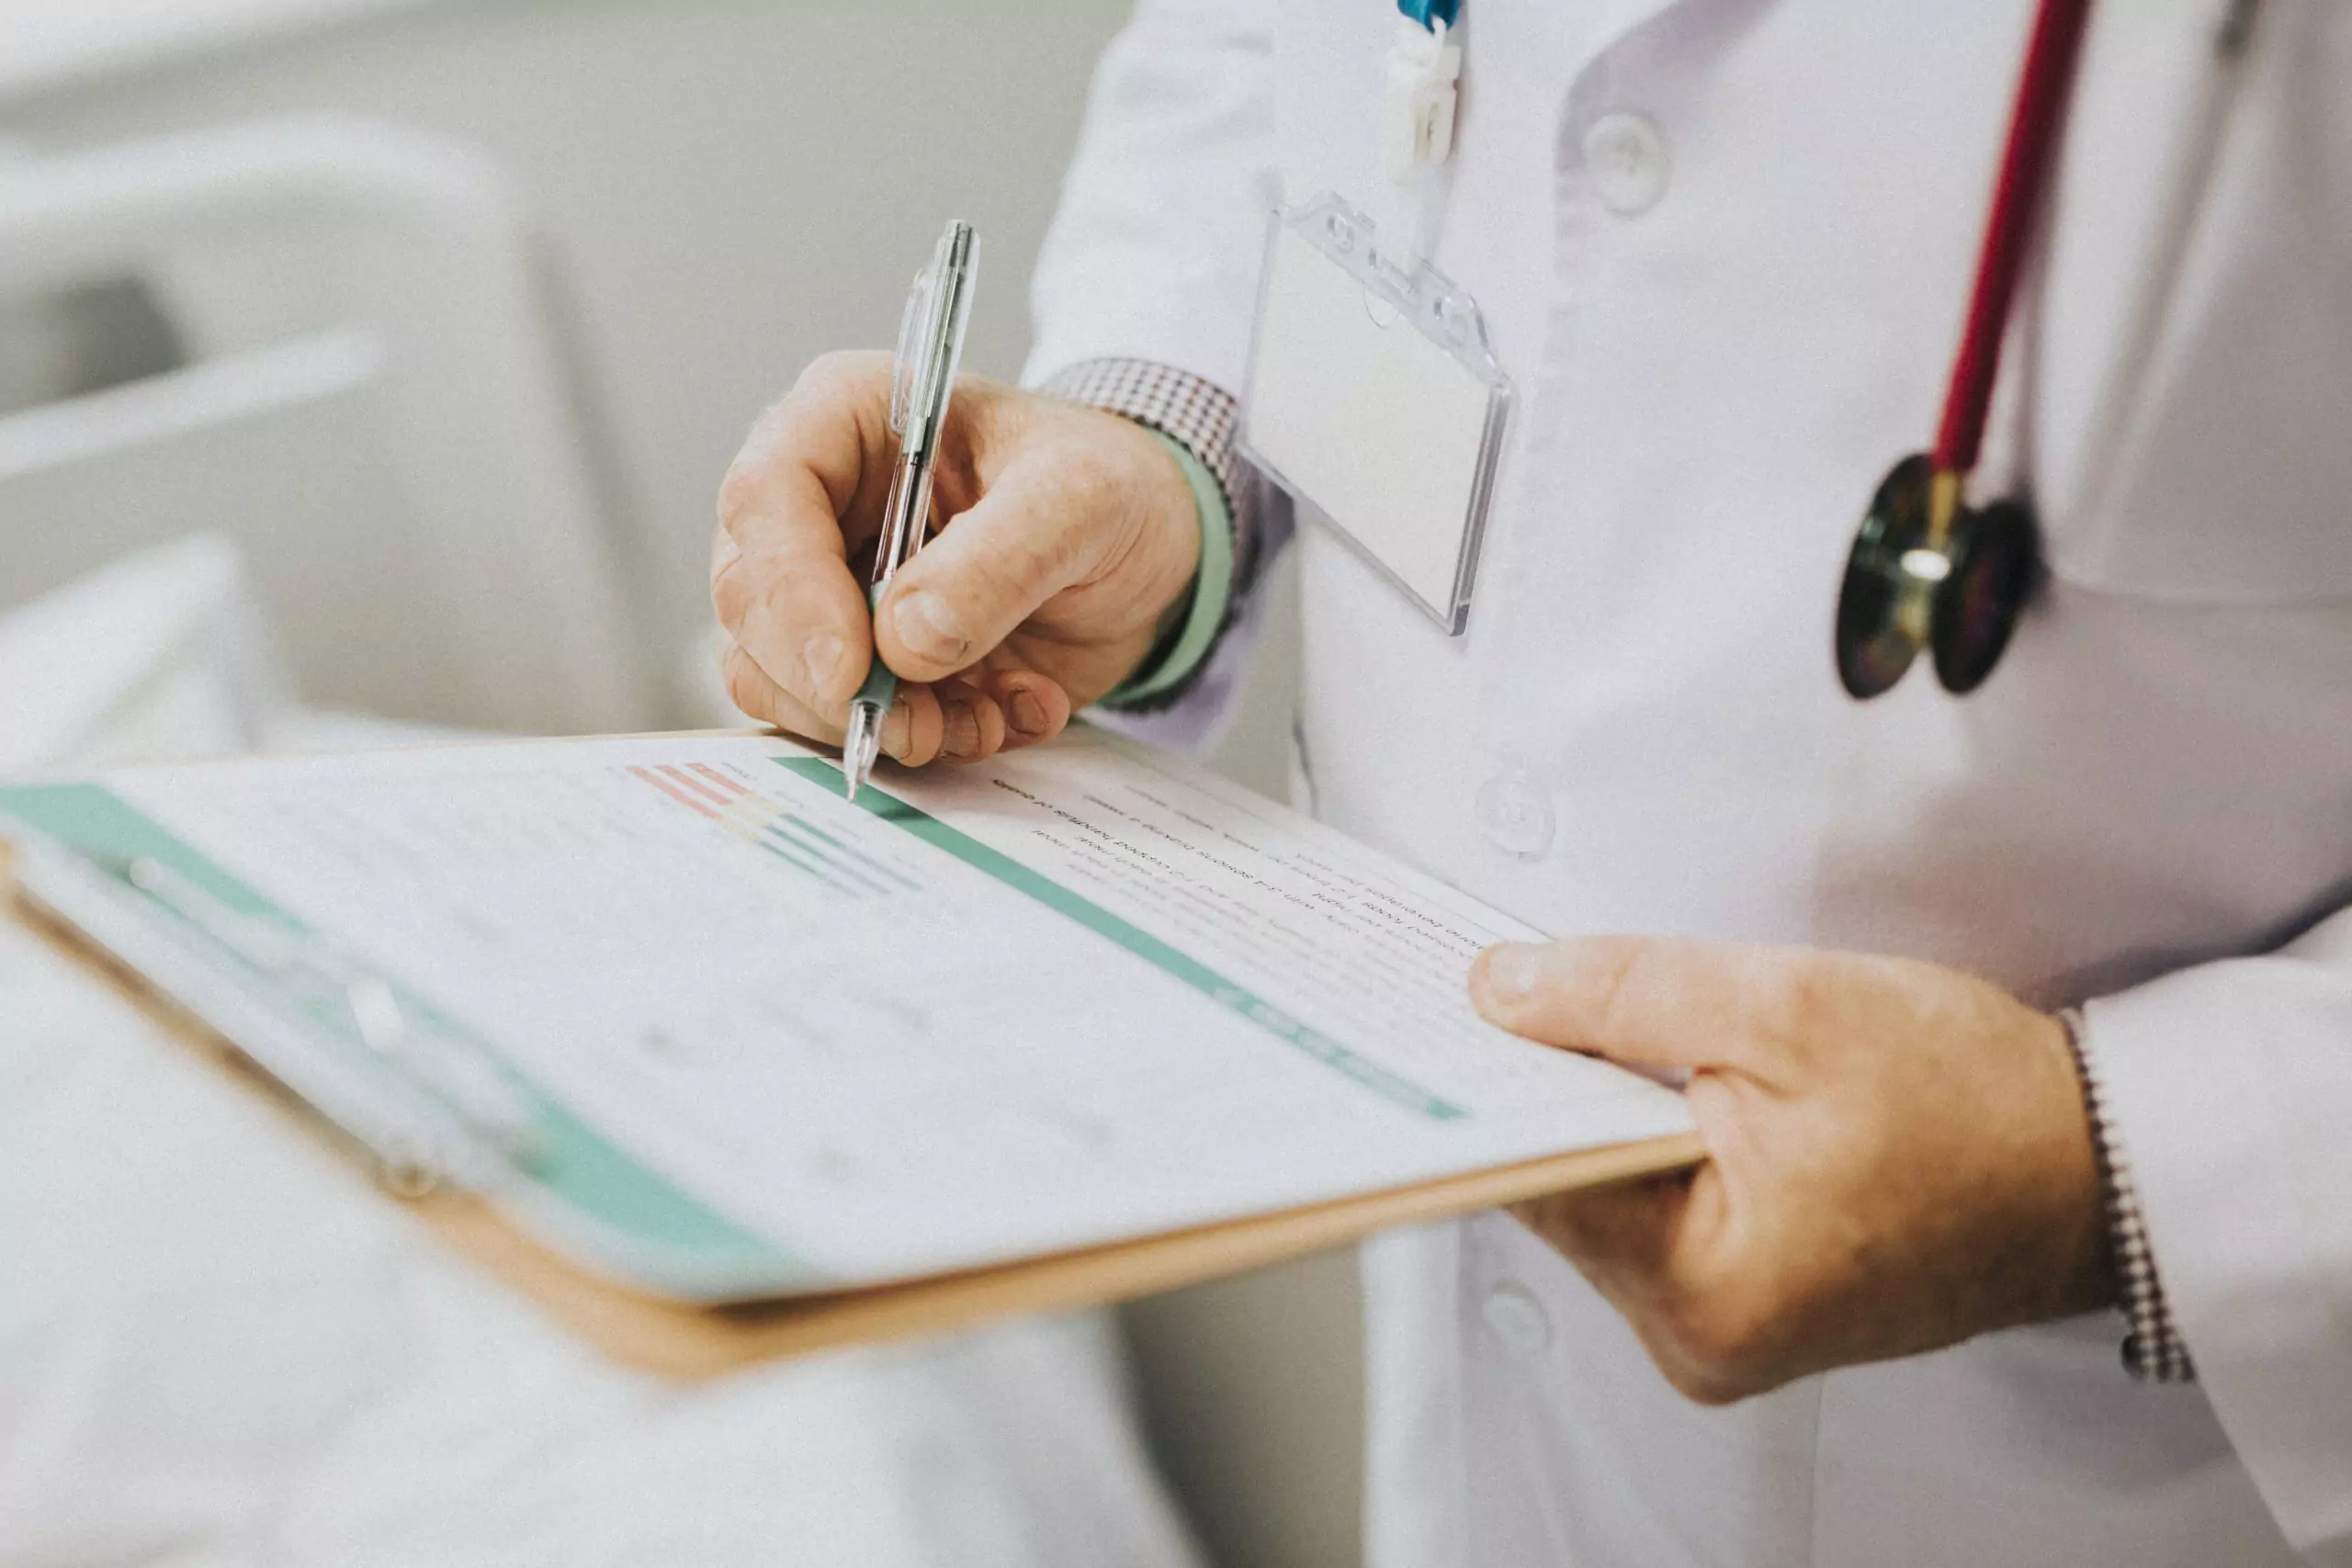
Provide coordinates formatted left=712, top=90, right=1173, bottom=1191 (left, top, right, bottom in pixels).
left=0, top=6, right=1345, bottom=1566
left=6, top=1, right=1121, bottom=670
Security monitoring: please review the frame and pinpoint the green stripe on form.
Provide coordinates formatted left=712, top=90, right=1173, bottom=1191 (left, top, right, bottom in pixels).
left=776, top=758, right=1464, bottom=1121
left=0, top=782, right=800, bottom=1291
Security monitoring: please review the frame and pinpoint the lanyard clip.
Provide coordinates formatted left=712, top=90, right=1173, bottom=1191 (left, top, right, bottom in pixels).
left=1395, top=0, right=1462, bottom=28
left=1384, top=15, right=1462, bottom=186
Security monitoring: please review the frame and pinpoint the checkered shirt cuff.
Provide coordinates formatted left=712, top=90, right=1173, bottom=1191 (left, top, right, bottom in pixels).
left=1037, top=357, right=1267, bottom=605
left=2059, top=1007, right=2196, bottom=1382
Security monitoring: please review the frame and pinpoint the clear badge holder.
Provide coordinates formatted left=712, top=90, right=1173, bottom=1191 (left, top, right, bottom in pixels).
left=1238, top=193, right=1511, bottom=634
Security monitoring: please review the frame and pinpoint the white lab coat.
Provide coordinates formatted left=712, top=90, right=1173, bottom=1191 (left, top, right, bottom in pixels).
left=1027, top=0, right=2352, bottom=1562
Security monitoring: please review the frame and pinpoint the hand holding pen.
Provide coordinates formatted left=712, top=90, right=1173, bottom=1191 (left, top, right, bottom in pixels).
left=708, top=220, right=1204, bottom=789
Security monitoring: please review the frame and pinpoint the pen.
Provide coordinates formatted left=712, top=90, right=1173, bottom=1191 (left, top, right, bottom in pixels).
left=842, top=220, right=979, bottom=800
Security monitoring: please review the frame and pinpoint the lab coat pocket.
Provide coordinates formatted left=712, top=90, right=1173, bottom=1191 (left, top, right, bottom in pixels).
left=2028, top=0, right=2352, bottom=604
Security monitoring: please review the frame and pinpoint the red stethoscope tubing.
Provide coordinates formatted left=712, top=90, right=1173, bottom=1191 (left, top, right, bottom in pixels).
left=1933, top=0, right=2096, bottom=477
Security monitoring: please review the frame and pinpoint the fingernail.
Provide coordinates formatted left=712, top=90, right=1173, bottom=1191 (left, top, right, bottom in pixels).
left=943, top=696, right=982, bottom=758
left=1484, top=944, right=1542, bottom=1005
left=880, top=699, right=912, bottom=759
left=1008, top=687, right=1048, bottom=738
left=894, top=591, right=971, bottom=665
left=802, top=632, right=847, bottom=695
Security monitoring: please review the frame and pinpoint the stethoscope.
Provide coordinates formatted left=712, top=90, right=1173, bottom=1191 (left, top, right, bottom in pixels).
left=1834, top=0, right=2261, bottom=700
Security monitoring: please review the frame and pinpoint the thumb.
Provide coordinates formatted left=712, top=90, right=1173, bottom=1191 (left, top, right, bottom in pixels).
left=874, top=452, right=1113, bottom=684
left=1470, top=935, right=1755, bottom=1072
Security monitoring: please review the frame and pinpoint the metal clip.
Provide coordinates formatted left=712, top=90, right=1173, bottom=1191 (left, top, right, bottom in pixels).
left=1384, top=17, right=1462, bottom=186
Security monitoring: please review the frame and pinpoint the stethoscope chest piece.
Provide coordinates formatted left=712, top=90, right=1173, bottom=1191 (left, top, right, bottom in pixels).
left=1835, top=455, right=2041, bottom=700
left=1831, top=0, right=2103, bottom=703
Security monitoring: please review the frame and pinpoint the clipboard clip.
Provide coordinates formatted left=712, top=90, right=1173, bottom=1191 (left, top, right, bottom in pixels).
left=107, top=852, right=544, bottom=1188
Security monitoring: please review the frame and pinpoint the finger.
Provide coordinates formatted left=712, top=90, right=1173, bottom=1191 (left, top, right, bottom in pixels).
left=1513, top=1175, right=1729, bottom=1373
left=721, top=638, right=846, bottom=742
left=1513, top=1174, right=1690, bottom=1282
left=1521, top=1168, right=1782, bottom=1405
left=875, top=451, right=1120, bottom=684
left=1470, top=935, right=1779, bottom=1071
left=890, top=681, right=951, bottom=766
left=979, top=664, right=1071, bottom=750
left=721, top=638, right=948, bottom=763
left=1515, top=1181, right=1702, bottom=1377
left=720, top=352, right=893, bottom=547
left=933, top=677, right=1009, bottom=763
left=715, top=355, right=893, bottom=711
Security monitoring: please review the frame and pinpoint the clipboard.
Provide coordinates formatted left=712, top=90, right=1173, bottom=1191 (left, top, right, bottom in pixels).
left=2, top=742, right=1703, bottom=1380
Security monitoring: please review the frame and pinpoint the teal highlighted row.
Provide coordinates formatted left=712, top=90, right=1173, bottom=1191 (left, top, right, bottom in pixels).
left=778, top=758, right=1465, bottom=1122
left=0, top=782, right=807, bottom=1296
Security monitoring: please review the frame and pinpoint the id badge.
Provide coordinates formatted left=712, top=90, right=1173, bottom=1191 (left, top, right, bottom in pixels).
left=1238, top=194, right=1511, bottom=633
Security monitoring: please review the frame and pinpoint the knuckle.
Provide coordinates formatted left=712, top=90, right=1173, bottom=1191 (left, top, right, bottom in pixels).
left=710, top=567, right=753, bottom=635
left=720, top=644, right=775, bottom=721
left=1750, top=952, right=1830, bottom=1038
left=1581, top=937, right=1651, bottom=1038
left=708, top=533, right=751, bottom=617
left=714, top=458, right=770, bottom=537
left=961, top=377, right=1020, bottom=446
left=791, top=350, right=854, bottom=397
left=792, top=348, right=887, bottom=402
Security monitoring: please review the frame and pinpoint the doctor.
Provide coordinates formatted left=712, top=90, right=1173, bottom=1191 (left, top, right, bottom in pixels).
left=710, top=2, right=2352, bottom=1562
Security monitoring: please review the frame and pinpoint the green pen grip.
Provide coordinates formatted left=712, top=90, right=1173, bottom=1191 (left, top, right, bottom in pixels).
left=853, top=581, right=897, bottom=715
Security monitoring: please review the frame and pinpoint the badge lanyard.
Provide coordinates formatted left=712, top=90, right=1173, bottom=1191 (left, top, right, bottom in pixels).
left=1252, top=0, right=2248, bottom=661
left=1237, top=0, right=1511, bottom=636
left=1385, top=0, right=1464, bottom=272
left=1833, top=0, right=2094, bottom=700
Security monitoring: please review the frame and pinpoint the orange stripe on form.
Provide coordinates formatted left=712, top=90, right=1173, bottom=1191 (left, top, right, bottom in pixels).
left=687, top=763, right=751, bottom=796
left=630, top=764, right=718, bottom=818
left=658, top=765, right=731, bottom=807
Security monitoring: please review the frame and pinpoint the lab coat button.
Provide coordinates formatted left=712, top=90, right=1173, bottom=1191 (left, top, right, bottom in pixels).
left=1481, top=1281, right=1554, bottom=1358
left=1476, top=768, right=1555, bottom=858
left=1583, top=111, right=1670, bottom=216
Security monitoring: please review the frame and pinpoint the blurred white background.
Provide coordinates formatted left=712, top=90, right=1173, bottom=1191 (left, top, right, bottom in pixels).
left=0, top=4, right=1345, bottom=1565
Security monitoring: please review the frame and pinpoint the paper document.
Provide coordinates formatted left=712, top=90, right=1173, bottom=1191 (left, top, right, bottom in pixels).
left=4, top=728, right=1690, bottom=1292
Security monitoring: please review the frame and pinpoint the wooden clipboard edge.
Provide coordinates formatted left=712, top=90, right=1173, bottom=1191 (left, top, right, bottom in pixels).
left=6, top=838, right=1704, bottom=1381
left=424, top=1126, right=1704, bottom=1379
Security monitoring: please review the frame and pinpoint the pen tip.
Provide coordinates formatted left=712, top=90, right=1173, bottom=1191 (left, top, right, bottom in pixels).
left=841, top=702, right=886, bottom=803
